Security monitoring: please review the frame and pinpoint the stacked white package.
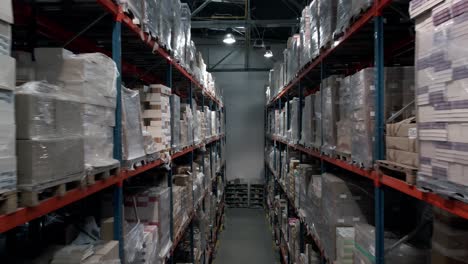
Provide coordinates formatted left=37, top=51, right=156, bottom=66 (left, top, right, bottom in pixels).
left=35, top=49, right=119, bottom=171
left=0, top=1, right=15, bottom=192
left=0, top=0, right=12, bottom=56
left=0, top=53, right=15, bottom=194
left=413, top=0, right=468, bottom=200
left=143, top=84, right=172, bottom=152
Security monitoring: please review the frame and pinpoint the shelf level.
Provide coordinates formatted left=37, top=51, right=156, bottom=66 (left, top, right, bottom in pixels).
left=268, top=0, right=394, bottom=106
left=96, top=0, right=222, bottom=108
left=267, top=136, right=468, bottom=219
left=0, top=136, right=224, bottom=234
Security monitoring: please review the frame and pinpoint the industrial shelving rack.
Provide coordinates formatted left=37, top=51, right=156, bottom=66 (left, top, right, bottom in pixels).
left=264, top=1, right=468, bottom=264
left=249, top=184, right=264, bottom=208
left=226, top=182, right=249, bottom=208
left=0, top=1, right=227, bottom=263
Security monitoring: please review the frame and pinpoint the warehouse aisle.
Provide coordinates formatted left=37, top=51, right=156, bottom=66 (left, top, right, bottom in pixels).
left=214, top=208, right=280, bottom=264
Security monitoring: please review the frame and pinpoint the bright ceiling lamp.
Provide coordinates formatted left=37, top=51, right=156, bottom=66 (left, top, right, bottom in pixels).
left=223, top=28, right=236, bottom=45
left=264, top=46, right=273, bottom=58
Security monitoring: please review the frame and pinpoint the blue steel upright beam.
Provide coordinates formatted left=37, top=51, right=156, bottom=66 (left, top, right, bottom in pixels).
left=374, top=15, right=385, bottom=264
left=111, top=12, right=124, bottom=260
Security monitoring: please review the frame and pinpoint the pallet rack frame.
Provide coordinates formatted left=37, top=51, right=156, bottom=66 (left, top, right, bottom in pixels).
left=265, top=1, right=468, bottom=264
left=1, top=1, right=227, bottom=263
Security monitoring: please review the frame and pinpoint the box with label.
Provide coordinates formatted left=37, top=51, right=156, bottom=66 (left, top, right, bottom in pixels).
left=385, top=117, right=419, bottom=168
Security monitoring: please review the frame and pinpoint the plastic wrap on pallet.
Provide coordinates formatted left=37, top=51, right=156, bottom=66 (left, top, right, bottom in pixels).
left=354, top=223, right=429, bottom=264
left=321, top=173, right=373, bottom=261
left=351, top=0, right=374, bottom=20
left=35, top=50, right=118, bottom=108
left=313, top=91, right=322, bottom=149
left=318, top=0, right=337, bottom=49
left=336, top=76, right=352, bottom=155
left=144, top=0, right=160, bottom=38
left=350, top=68, right=375, bottom=168
left=300, top=94, right=314, bottom=147
left=180, top=3, right=191, bottom=68
left=124, top=187, right=172, bottom=259
left=124, top=222, right=144, bottom=263
left=288, top=98, right=300, bottom=143
left=0, top=21, right=11, bottom=56
left=321, top=76, right=341, bottom=156
left=414, top=1, right=468, bottom=199
left=300, top=6, right=312, bottom=68
left=118, top=0, right=144, bottom=25
left=385, top=67, right=415, bottom=121
left=336, top=227, right=355, bottom=263
left=171, top=0, right=183, bottom=61
left=122, top=86, right=145, bottom=162
left=17, top=136, right=85, bottom=189
left=158, top=0, right=173, bottom=51
left=335, top=0, right=352, bottom=38
left=309, top=0, right=320, bottom=59
left=15, top=81, right=83, bottom=139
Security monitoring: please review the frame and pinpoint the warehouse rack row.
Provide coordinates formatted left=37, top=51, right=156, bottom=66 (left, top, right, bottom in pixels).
left=264, top=0, right=468, bottom=264
left=1, top=0, right=228, bottom=262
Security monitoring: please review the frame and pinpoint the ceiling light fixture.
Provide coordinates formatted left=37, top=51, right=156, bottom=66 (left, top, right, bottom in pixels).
left=223, top=28, right=236, bottom=45
left=264, top=46, right=273, bottom=58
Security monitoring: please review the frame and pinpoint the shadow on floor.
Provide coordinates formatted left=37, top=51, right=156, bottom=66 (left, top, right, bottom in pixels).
left=214, top=208, right=280, bottom=264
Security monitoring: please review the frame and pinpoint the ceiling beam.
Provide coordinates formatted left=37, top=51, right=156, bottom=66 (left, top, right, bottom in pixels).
left=192, top=0, right=213, bottom=17
left=191, top=19, right=299, bottom=29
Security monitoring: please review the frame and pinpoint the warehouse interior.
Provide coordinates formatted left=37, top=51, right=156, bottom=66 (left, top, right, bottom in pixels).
left=0, top=0, right=468, bottom=264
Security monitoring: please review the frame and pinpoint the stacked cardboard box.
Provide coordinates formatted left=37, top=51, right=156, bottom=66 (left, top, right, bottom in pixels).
left=336, top=227, right=355, bottom=263
left=15, top=82, right=84, bottom=189
left=124, top=187, right=171, bottom=259
left=180, top=103, right=193, bottom=147
left=173, top=185, right=188, bottom=236
left=0, top=4, right=15, bottom=195
left=386, top=118, right=419, bottom=168
left=34, top=49, right=119, bottom=171
left=288, top=218, right=301, bottom=263
left=411, top=0, right=468, bottom=199
left=143, top=84, right=172, bottom=152
left=320, top=173, right=373, bottom=261
left=313, top=92, right=322, bottom=149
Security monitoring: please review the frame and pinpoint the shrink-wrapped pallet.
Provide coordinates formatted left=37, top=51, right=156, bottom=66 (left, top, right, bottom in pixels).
left=310, top=0, right=320, bottom=59
left=354, top=223, right=429, bottom=263
left=321, top=76, right=341, bottom=156
left=318, top=0, right=337, bottom=49
left=335, top=0, right=352, bottom=37
left=143, top=84, right=172, bottom=152
left=337, top=76, right=353, bottom=155
left=158, top=0, right=173, bottom=51
left=289, top=98, right=300, bottom=143
left=170, top=94, right=181, bottom=149
left=413, top=1, right=468, bottom=200
left=122, top=86, right=145, bottom=162
left=301, top=94, right=315, bottom=147
left=300, top=5, right=312, bottom=68
left=312, top=92, right=322, bottom=149
left=350, top=68, right=375, bottom=168
left=15, top=82, right=84, bottom=190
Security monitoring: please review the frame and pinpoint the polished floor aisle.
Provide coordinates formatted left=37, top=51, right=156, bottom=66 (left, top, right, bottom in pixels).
left=214, top=208, right=280, bottom=264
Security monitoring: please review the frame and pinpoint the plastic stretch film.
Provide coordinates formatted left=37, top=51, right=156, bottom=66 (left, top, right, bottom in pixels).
left=318, top=0, right=337, bottom=49
left=354, top=223, right=429, bottom=264
left=321, top=76, right=341, bottom=156
left=122, top=86, right=145, bottom=162
left=313, top=91, right=322, bottom=149
left=337, top=76, right=352, bottom=155
left=350, top=68, right=375, bottom=168
left=413, top=0, right=468, bottom=199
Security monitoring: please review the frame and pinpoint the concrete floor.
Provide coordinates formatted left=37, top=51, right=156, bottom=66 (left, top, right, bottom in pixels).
left=214, top=208, right=280, bottom=264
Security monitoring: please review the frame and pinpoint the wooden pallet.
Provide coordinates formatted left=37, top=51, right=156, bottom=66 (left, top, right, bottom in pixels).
left=123, top=156, right=148, bottom=170
left=19, top=174, right=84, bottom=207
left=0, top=191, right=17, bottom=214
left=336, top=151, right=352, bottom=163
left=376, top=160, right=418, bottom=185
left=86, top=162, right=121, bottom=185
